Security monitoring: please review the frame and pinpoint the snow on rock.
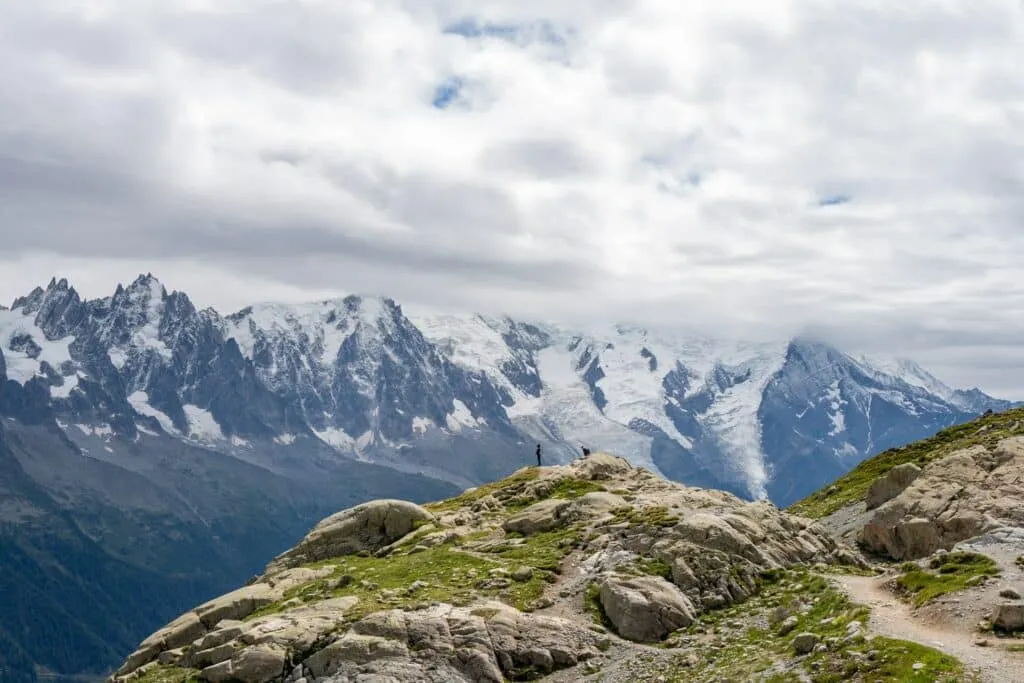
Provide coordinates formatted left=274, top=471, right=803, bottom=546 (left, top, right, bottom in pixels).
left=698, top=345, right=788, bottom=500
left=127, top=277, right=173, bottom=361
left=0, top=308, right=75, bottom=384
left=129, top=391, right=178, bottom=434
left=183, top=405, right=224, bottom=443
left=76, top=424, right=114, bottom=440
left=274, top=433, right=297, bottom=446
left=314, top=427, right=355, bottom=451
left=824, top=380, right=846, bottom=436
left=412, top=417, right=433, bottom=434
left=445, top=399, right=481, bottom=432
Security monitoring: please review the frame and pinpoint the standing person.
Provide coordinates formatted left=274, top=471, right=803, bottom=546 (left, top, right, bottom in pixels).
left=536, top=443, right=542, bottom=467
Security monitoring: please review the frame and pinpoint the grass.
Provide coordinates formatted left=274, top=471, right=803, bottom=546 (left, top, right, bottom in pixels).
left=611, top=505, right=680, bottom=528
left=895, top=552, right=1001, bottom=607
left=424, top=467, right=540, bottom=514
left=135, top=666, right=199, bottom=683
left=662, top=569, right=966, bottom=682
left=789, top=407, right=1024, bottom=519
left=248, top=522, right=585, bottom=622
left=543, top=478, right=606, bottom=500
left=584, top=583, right=615, bottom=632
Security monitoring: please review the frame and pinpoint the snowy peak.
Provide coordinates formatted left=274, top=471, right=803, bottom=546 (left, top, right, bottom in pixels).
left=0, top=273, right=1015, bottom=508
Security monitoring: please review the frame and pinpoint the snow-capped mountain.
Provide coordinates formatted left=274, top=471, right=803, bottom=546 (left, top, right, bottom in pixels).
left=1, top=274, right=1015, bottom=507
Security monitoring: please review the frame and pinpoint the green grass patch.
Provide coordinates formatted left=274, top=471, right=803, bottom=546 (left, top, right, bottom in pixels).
left=611, top=505, right=680, bottom=528
left=664, top=568, right=966, bottom=682
left=789, top=406, right=1024, bottom=519
left=584, top=583, right=615, bottom=632
left=249, top=524, right=584, bottom=621
left=424, top=468, right=541, bottom=514
left=896, top=552, right=1000, bottom=607
left=543, top=478, right=606, bottom=500
left=135, top=666, right=199, bottom=683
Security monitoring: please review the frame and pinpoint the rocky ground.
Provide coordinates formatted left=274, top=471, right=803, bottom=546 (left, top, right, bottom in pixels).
left=110, top=425, right=1024, bottom=683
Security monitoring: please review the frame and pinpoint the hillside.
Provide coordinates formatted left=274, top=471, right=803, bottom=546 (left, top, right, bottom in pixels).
left=789, top=406, right=1024, bottom=520
left=110, top=453, right=989, bottom=683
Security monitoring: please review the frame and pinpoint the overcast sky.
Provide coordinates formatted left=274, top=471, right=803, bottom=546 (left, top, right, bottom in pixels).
left=1, top=1, right=1022, bottom=398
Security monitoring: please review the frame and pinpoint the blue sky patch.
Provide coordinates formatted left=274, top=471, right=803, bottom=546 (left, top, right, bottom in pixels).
left=443, top=18, right=566, bottom=47
left=432, top=77, right=464, bottom=109
left=818, top=194, right=851, bottom=207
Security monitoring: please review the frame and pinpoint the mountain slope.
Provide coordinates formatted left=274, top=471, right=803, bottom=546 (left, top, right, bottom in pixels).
left=789, top=405, right=1024, bottom=520
left=107, top=453, right=972, bottom=683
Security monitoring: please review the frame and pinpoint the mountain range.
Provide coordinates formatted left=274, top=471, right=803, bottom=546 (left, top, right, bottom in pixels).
left=0, top=273, right=1015, bottom=681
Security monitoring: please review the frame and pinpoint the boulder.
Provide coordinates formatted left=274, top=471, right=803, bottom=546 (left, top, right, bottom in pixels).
left=994, top=603, right=1024, bottom=632
left=865, top=463, right=922, bottom=510
left=572, top=492, right=628, bottom=518
left=597, top=575, right=696, bottom=642
left=199, top=646, right=285, bottom=683
left=195, top=583, right=278, bottom=627
left=572, top=453, right=633, bottom=480
left=503, top=499, right=572, bottom=536
left=793, top=632, right=820, bottom=655
left=267, top=500, right=434, bottom=572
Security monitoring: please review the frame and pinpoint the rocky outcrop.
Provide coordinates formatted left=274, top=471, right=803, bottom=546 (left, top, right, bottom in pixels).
left=503, top=499, right=573, bottom=536
left=865, top=463, right=921, bottom=510
left=859, top=438, right=1024, bottom=559
left=266, top=500, right=434, bottom=573
left=597, top=575, right=696, bottom=641
left=111, top=454, right=865, bottom=683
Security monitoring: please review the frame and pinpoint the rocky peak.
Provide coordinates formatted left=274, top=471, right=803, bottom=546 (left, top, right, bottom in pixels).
left=110, top=452, right=865, bottom=683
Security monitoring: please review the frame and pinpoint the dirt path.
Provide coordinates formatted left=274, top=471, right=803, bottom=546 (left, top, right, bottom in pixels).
left=832, top=574, right=1024, bottom=683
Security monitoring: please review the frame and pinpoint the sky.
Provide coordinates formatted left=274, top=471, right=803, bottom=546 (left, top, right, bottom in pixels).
left=0, top=0, right=1022, bottom=398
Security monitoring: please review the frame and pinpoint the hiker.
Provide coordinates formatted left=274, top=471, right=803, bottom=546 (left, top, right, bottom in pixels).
left=536, top=443, right=542, bottom=467
left=581, top=446, right=591, bottom=457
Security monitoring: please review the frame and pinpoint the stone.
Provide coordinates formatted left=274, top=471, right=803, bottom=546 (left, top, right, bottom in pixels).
left=512, top=566, right=534, bottom=582
left=266, top=500, right=434, bottom=572
left=598, top=575, right=696, bottom=642
left=777, top=616, right=799, bottom=636
left=994, top=603, right=1024, bottom=632
left=793, top=633, right=820, bottom=655
left=865, top=463, right=922, bottom=510
left=999, top=588, right=1021, bottom=599
left=572, top=453, right=634, bottom=480
left=229, top=646, right=286, bottom=683
left=503, top=499, right=573, bottom=536
left=195, top=583, right=279, bottom=628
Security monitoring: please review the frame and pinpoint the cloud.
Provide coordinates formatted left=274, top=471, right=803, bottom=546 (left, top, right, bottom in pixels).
left=0, top=0, right=1023, bottom=396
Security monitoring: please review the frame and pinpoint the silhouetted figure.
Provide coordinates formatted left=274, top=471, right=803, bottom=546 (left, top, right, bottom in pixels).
left=581, top=447, right=591, bottom=457
left=536, top=444, right=542, bottom=467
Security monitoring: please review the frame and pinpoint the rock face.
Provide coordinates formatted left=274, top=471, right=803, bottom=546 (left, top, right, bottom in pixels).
left=266, top=500, right=434, bottom=573
left=110, top=453, right=865, bottom=683
left=859, top=438, right=1024, bottom=559
left=597, top=575, right=696, bottom=641
left=865, top=463, right=922, bottom=510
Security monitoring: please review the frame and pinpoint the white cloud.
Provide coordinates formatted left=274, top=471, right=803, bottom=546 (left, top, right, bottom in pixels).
left=1, top=0, right=1023, bottom=396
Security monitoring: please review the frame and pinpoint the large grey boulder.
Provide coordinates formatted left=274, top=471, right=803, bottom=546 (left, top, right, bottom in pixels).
left=865, top=463, right=922, bottom=510
left=994, top=603, right=1024, bottom=632
left=597, top=575, right=696, bottom=642
left=199, top=645, right=286, bottom=683
left=267, top=499, right=434, bottom=573
left=502, top=498, right=572, bottom=536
